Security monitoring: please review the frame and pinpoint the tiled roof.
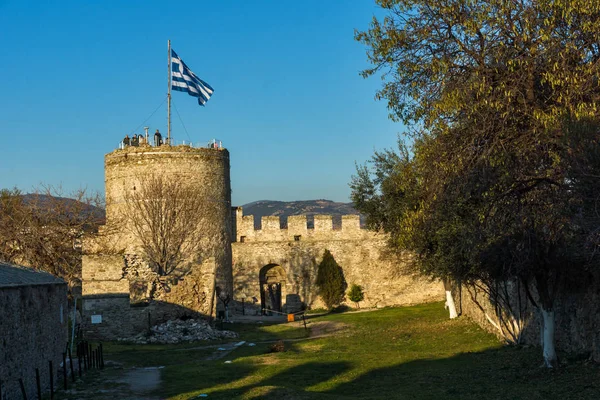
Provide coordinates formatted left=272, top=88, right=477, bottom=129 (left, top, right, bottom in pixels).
left=0, top=262, right=65, bottom=287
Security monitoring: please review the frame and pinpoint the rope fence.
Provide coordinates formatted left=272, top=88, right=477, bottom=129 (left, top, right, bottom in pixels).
left=261, top=308, right=309, bottom=330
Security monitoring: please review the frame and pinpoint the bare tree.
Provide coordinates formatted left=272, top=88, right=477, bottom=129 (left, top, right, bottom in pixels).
left=0, top=188, right=29, bottom=263
left=124, top=174, right=220, bottom=287
left=0, top=185, right=104, bottom=287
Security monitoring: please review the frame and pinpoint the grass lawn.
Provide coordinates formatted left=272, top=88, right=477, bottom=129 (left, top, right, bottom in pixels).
left=60, top=302, right=600, bottom=399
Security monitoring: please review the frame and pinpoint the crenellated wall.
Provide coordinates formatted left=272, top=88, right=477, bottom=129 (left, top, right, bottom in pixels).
left=232, top=208, right=444, bottom=312
left=234, top=208, right=364, bottom=243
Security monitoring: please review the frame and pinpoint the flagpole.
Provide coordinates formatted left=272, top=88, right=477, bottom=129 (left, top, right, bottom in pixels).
left=167, top=39, right=172, bottom=144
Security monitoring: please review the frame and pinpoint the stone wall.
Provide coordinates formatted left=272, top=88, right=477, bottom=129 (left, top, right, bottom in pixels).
left=81, top=254, right=217, bottom=340
left=232, top=209, right=444, bottom=312
left=81, top=294, right=205, bottom=340
left=453, top=281, right=600, bottom=361
left=235, top=209, right=365, bottom=243
left=82, top=254, right=129, bottom=295
left=0, top=283, right=68, bottom=400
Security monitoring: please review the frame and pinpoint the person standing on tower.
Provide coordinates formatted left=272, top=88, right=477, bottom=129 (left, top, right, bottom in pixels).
left=154, top=129, right=162, bottom=146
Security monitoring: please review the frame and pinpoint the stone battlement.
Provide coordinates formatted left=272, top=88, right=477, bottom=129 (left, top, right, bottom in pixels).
left=233, top=207, right=367, bottom=243
left=108, top=143, right=227, bottom=157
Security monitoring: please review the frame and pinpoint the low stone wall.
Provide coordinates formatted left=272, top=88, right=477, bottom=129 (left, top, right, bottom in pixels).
left=81, top=253, right=218, bottom=339
left=453, top=281, right=600, bottom=361
left=82, top=295, right=135, bottom=339
left=82, top=295, right=207, bottom=340
left=0, top=283, right=68, bottom=400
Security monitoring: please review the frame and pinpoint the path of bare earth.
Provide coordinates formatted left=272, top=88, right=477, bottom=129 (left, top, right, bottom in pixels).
left=56, top=312, right=363, bottom=399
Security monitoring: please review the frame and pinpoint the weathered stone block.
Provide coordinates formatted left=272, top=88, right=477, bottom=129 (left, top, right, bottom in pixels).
left=288, top=215, right=308, bottom=238
left=342, top=215, right=360, bottom=231
left=261, top=216, right=281, bottom=231
left=313, top=215, right=333, bottom=232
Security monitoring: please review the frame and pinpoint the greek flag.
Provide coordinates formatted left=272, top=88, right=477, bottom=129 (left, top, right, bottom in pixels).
left=171, top=49, right=214, bottom=106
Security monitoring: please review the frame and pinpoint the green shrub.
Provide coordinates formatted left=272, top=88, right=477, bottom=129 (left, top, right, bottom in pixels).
left=316, top=250, right=347, bottom=310
left=348, top=284, right=365, bottom=308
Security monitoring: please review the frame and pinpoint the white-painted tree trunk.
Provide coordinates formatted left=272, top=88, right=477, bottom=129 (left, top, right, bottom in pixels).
left=541, top=309, right=558, bottom=368
left=445, top=290, right=458, bottom=319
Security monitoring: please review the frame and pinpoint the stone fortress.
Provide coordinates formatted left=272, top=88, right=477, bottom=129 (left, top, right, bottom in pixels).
left=82, top=141, right=443, bottom=339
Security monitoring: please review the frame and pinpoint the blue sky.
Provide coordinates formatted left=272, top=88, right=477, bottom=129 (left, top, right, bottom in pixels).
left=0, top=0, right=404, bottom=206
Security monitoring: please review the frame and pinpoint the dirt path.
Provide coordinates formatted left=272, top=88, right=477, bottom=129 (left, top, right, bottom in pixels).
left=57, top=362, right=163, bottom=400
left=119, top=367, right=162, bottom=396
left=203, top=341, right=247, bottom=361
left=304, top=320, right=348, bottom=337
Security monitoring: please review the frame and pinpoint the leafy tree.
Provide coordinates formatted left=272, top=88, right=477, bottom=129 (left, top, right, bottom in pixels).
left=316, top=250, right=347, bottom=310
left=354, top=0, right=600, bottom=367
left=561, top=119, right=600, bottom=261
left=348, top=284, right=365, bottom=308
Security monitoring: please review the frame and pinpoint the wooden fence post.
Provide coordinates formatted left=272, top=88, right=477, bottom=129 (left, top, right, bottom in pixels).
left=18, top=378, right=27, bottom=400
left=62, top=353, right=67, bottom=390
left=49, top=360, right=54, bottom=400
left=35, top=368, right=41, bottom=400
left=99, top=343, right=104, bottom=369
left=68, top=347, right=75, bottom=382
left=88, top=343, right=92, bottom=370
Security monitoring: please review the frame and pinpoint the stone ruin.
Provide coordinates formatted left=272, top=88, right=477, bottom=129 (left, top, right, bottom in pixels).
left=124, top=318, right=238, bottom=344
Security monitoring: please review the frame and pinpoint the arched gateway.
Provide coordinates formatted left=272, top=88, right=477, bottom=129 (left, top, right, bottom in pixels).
left=259, top=264, right=286, bottom=314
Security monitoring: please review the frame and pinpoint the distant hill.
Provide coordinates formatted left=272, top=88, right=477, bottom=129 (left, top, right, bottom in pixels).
left=240, top=199, right=363, bottom=229
left=12, top=194, right=360, bottom=229
left=20, top=194, right=106, bottom=223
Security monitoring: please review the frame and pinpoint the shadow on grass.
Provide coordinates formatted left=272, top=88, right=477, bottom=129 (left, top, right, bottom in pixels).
left=327, top=348, right=600, bottom=400
left=104, top=342, right=217, bottom=368
left=160, top=345, right=600, bottom=400
left=227, top=320, right=311, bottom=343
left=76, top=303, right=600, bottom=400
left=164, top=360, right=352, bottom=400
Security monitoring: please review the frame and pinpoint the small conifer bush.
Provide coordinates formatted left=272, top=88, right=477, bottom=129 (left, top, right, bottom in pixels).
left=348, top=284, right=364, bottom=308
left=316, top=250, right=346, bottom=310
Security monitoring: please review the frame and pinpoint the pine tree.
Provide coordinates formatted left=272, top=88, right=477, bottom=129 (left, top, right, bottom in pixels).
left=315, top=250, right=346, bottom=310
left=348, top=284, right=364, bottom=309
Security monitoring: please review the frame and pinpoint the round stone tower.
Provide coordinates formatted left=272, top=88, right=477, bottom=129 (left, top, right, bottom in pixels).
left=104, top=144, right=233, bottom=304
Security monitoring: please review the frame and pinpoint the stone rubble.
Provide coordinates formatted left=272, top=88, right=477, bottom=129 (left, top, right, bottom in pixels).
left=122, top=318, right=238, bottom=344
